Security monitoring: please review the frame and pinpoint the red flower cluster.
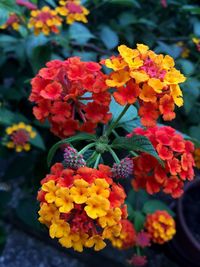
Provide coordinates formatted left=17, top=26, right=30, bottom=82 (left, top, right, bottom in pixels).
left=128, top=126, right=195, bottom=198
left=29, top=57, right=111, bottom=138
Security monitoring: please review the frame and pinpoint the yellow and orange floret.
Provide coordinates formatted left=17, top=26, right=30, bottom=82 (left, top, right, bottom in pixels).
left=0, top=13, right=20, bottom=31
left=102, top=44, right=186, bottom=127
left=56, top=0, right=89, bottom=24
left=37, top=163, right=135, bottom=252
left=28, top=6, right=62, bottom=35
left=5, top=122, right=36, bottom=152
left=145, top=210, right=176, bottom=244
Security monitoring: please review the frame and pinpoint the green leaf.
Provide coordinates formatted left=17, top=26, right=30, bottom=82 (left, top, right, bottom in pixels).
left=29, top=45, right=52, bottom=74
left=177, top=59, right=194, bottom=76
left=110, top=98, right=138, bottom=124
left=99, top=25, right=119, bottom=50
left=29, top=128, right=46, bottom=151
left=47, top=133, right=96, bottom=167
left=143, top=200, right=175, bottom=217
left=111, top=135, right=163, bottom=164
left=0, top=108, right=16, bottom=125
left=15, top=197, right=42, bottom=231
left=189, top=124, right=200, bottom=142
left=44, top=0, right=56, bottom=7
left=193, top=20, right=200, bottom=36
left=69, top=23, right=95, bottom=45
left=134, top=211, right=145, bottom=232
left=118, top=118, right=141, bottom=133
left=126, top=202, right=135, bottom=221
left=182, top=78, right=200, bottom=114
left=110, top=0, right=141, bottom=8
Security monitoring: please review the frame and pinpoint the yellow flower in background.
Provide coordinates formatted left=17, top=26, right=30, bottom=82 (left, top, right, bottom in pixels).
left=0, top=14, right=20, bottom=31
left=145, top=210, right=176, bottom=244
left=176, top=42, right=190, bottom=58
left=56, top=0, right=89, bottom=25
left=28, top=6, right=62, bottom=35
left=4, top=122, right=36, bottom=152
left=192, top=37, right=200, bottom=52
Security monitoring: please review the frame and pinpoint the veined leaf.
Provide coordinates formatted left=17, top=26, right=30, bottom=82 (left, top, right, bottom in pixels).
left=111, top=135, right=163, bottom=164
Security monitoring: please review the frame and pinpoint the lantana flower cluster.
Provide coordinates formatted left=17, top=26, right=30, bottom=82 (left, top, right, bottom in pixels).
left=37, top=162, right=130, bottom=252
left=28, top=6, right=62, bottom=35
left=129, top=126, right=195, bottom=198
left=145, top=210, right=176, bottom=244
left=29, top=57, right=111, bottom=138
left=56, top=0, right=89, bottom=25
left=103, top=44, right=186, bottom=127
left=4, top=122, right=36, bottom=152
left=1, top=1, right=89, bottom=34
left=0, top=14, right=20, bottom=31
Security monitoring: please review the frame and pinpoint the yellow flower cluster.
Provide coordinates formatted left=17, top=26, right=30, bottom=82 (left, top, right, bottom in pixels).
left=0, top=14, right=20, bottom=31
left=103, top=44, right=186, bottom=127
left=56, top=0, right=89, bottom=24
left=145, top=210, right=176, bottom=244
left=38, top=164, right=127, bottom=252
left=105, top=44, right=185, bottom=107
left=176, top=41, right=190, bottom=58
left=5, top=122, right=36, bottom=152
left=28, top=6, right=62, bottom=35
left=194, top=148, right=200, bottom=169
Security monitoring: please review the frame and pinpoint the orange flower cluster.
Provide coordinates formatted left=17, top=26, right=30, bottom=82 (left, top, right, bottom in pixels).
left=56, top=0, right=89, bottom=24
left=108, top=219, right=136, bottom=249
left=145, top=210, right=176, bottom=244
left=0, top=14, right=20, bottom=31
left=194, top=148, right=200, bottom=169
left=129, top=126, right=195, bottom=198
left=29, top=57, right=111, bottom=138
left=28, top=6, right=62, bottom=35
left=102, top=44, right=186, bottom=127
left=37, top=163, right=127, bottom=252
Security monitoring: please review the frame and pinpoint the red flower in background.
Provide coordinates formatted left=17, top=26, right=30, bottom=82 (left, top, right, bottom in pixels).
left=128, top=126, right=195, bottom=198
left=29, top=57, right=111, bottom=138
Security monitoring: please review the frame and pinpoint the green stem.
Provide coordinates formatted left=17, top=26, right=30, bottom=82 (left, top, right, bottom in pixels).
left=107, top=146, right=120, bottom=163
left=78, top=143, right=95, bottom=155
left=112, top=129, right=120, bottom=138
left=94, top=153, right=101, bottom=168
left=106, top=104, right=130, bottom=136
left=130, top=151, right=138, bottom=157
left=136, top=246, right=141, bottom=256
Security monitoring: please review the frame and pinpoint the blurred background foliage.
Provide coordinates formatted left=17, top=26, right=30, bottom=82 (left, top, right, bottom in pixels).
left=0, top=0, right=199, bottom=255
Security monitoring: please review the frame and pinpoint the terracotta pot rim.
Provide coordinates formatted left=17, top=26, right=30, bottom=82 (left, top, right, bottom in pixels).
left=177, top=178, right=200, bottom=251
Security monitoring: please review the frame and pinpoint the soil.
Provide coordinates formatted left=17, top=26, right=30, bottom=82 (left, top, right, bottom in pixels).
left=183, top=186, right=200, bottom=243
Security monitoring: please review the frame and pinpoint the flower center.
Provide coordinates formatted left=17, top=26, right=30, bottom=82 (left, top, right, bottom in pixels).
left=38, top=11, right=53, bottom=22
left=11, top=129, right=30, bottom=146
left=140, top=58, right=166, bottom=80
left=67, top=2, right=82, bottom=14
